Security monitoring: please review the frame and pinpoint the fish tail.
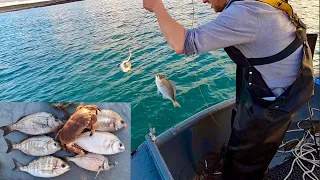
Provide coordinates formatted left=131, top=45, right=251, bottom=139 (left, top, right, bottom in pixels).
left=12, top=158, right=23, bottom=172
left=4, top=138, right=16, bottom=153
left=0, top=125, right=11, bottom=136
left=61, top=157, right=69, bottom=162
left=173, top=100, right=181, bottom=108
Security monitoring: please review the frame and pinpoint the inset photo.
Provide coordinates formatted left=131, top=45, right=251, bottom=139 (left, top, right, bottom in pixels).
left=0, top=102, right=130, bottom=180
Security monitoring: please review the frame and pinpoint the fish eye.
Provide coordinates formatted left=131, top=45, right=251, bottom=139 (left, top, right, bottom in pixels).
left=108, top=162, right=112, bottom=166
left=61, top=164, right=66, bottom=168
left=54, top=143, right=57, bottom=146
left=55, top=119, right=59, bottom=122
left=121, top=120, right=125, bottom=124
left=119, top=143, right=123, bottom=147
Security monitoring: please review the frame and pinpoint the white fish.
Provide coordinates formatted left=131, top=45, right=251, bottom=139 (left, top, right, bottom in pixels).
left=120, top=49, right=132, bottom=72
left=0, top=112, right=64, bottom=136
left=155, top=74, right=181, bottom=108
left=5, top=136, right=61, bottom=156
left=12, top=156, right=70, bottom=178
left=75, top=131, right=125, bottom=155
left=88, top=109, right=127, bottom=132
left=66, top=153, right=116, bottom=179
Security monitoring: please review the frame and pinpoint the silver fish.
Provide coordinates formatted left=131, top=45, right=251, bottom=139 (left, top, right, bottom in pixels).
left=66, top=153, right=116, bottom=178
left=0, top=112, right=64, bottom=136
left=75, top=131, right=125, bottom=155
left=5, top=136, right=61, bottom=156
left=120, top=49, right=132, bottom=72
left=155, top=74, right=181, bottom=108
left=88, top=109, right=127, bottom=132
left=12, top=156, right=70, bottom=178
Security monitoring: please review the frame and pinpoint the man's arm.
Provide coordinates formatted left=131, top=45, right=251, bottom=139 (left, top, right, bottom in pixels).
left=144, top=0, right=186, bottom=54
left=144, top=0, right=259, bottom=56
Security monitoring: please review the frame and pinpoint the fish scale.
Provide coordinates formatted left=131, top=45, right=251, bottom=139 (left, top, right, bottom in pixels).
left=155, top=74, right=181, bottom=108
left=0, top=112, right=64, bottom=136
left=6, top=136, right=61, bottom=156
left=66, top=153, right=116, bottom=173
left=18, top=156, right=69, bottom=178
left=75, top=131, right=125, bottom=155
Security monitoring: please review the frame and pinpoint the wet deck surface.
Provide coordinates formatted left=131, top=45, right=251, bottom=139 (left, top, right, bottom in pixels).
left=0, top=102, right=130, bottom=180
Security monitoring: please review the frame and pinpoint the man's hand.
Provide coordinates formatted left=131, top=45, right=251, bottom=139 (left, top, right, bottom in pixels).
left=142, top=0, right=185, bottom=54
left=143, top=0, right=162, bottom=12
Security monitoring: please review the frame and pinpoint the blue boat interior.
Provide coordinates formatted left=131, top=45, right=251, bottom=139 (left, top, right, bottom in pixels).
left=132, top=75, right=320, bottom=180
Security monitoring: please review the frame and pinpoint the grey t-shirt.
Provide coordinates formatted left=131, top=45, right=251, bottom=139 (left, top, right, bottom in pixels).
left=183, top=0, right=303, bottom=97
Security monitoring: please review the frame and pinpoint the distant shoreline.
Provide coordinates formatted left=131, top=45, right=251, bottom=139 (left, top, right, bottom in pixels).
left=0, top=0, right=83, bottom=14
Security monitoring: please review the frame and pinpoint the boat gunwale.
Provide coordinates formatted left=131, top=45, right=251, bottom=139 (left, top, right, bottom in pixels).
left=155, top=97, right=236, bottom=147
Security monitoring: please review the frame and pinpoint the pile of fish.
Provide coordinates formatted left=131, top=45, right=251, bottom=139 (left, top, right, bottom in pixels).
left=0, top=104, right=127, bottom=179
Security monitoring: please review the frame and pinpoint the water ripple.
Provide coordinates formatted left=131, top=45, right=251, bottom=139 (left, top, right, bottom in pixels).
left=0, top=0, right=318, bottom=149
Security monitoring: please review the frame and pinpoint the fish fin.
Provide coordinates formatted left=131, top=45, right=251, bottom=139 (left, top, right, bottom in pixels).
left=15, top=115, right=26, bottom=123
left=55, top=129, right=62, bottom=141
left=157, top=88, right=160, bottom=95
left=61, top=157, right=69, bottom=162
left=4, top=138, right=16, bottom=153
left=0, top=125, right=12, bottom=136
left=94, top=170, right=101, bottom=179
left=169, top=80, right=176, bottom=97
left=12, top=158, right=23, bottom=171
left=61, top=109, right=70, bottom=120
left=173, top=100, right=181, bottom=108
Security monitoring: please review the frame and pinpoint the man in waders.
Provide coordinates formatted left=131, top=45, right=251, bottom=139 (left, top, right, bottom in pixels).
left=143, top=0, right=317, bottom=179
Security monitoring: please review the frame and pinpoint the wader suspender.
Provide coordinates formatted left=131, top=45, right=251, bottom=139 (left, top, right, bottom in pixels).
left=225, top=0, right=307, bottom=67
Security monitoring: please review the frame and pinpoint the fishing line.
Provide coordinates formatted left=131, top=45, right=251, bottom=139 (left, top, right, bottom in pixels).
left=180, top=0, right=221, bottom=128
left=105, top=12, right=148, bottom=65
left=149, top=0, right=221, bottom=127
left=110, top=1, right=221, bottom=128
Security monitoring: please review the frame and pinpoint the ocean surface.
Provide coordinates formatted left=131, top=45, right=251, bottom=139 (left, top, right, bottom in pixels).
left=0, top=0, right=319, bottom=150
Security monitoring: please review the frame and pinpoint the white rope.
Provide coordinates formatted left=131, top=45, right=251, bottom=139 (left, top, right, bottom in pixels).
left=279, top=107, right=320, bottom=180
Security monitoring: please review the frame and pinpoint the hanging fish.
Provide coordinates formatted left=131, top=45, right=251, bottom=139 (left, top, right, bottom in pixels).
left=74, top=131, right=125, bottom=155
left=66, top=153, right=116, bottom=179
left=120, top=49, right=132, bottom=72
left=155, top=74, right=181, bottom=108
left=12, top=156, right=70, bottom=178
left=0, top=112, right=64, bottom=136
left=5, top=136, right=61, bottom=156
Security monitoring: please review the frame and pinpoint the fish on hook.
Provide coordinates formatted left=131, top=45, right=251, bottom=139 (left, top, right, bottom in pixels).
left=155, top=74, right=181, bottom=108
left=120, top=49, right=132, bottom=72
